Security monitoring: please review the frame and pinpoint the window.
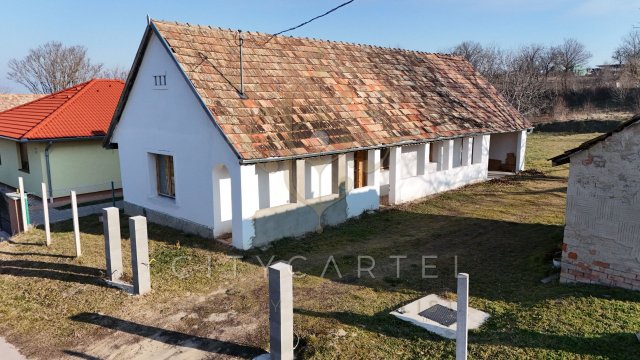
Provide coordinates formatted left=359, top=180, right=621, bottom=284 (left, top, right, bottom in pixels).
left=380, top=148, right=390, bottom=170
left=17, top=142, right=29, bottom=172
left=155, top=154, right=175, bottom=198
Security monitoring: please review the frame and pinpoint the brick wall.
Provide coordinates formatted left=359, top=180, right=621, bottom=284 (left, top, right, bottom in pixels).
left=561, top=122, right=640, bottom=291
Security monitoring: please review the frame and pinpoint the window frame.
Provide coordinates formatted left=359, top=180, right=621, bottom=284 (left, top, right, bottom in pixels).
left=155, top=154, right=175, bottom=198
left=17, top=142, right=29, bottom=173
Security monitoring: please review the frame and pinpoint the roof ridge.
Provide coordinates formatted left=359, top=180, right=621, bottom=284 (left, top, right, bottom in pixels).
left=0, top=83, right=88, bottom=117
left=22, top=79, right=97, bottom=139
left=151, top=18, right=458, bottom=59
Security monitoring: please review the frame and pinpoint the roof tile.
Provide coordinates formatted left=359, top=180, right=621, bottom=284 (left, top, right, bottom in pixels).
left=152, top=20, right=530, bottom=160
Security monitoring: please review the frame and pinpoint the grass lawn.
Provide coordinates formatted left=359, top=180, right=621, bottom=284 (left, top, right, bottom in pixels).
left=0, top=131, right=639, bottom=359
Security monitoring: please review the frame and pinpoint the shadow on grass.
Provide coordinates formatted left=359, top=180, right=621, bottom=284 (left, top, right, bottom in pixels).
left=296, top=307, right=638, bottom=358
left=0, top=250, right=74, bottom=259
left=70, top=312, right=265, bottom=357
left=534, top=119, right=622, bottom=133
left=5, top=239, right=45, bottom=247
left=62, top=350, right=101, bottom=360
left=0, top=259, right=105, bottom=286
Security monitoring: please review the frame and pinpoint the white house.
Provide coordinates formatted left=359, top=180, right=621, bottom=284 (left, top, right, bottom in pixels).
left=105, top=19, right=531, bottom=250
left=551, top=116, right=640, bottom=291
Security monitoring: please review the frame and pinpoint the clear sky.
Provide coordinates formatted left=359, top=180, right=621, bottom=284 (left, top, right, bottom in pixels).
left=1, top=0, right=638, bottom=92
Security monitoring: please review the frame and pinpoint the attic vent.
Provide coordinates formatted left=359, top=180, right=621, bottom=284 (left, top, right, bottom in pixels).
left=153, top=74, right=167, bottom=87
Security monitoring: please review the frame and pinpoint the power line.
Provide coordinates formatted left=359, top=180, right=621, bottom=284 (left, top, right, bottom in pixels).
left=260, top=0, right=355, bottom=45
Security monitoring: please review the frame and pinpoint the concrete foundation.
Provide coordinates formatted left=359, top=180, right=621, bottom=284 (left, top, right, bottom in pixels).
left=124, top=201, right=213, bottom=239
left=130, top=216, right=151, bottom=295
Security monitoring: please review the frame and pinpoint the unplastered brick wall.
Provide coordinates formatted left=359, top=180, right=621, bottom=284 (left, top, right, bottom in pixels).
left=561, top=122, right=640, bottom=291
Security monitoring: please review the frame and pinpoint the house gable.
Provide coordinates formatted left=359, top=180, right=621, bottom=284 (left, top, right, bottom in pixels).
left=112, top=29, right=240, bottom=229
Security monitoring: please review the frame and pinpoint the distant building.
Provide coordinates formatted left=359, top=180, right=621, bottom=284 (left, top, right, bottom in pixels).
left=551, top=115, right=640, bottom=291
left=0, top=79, right=123, bottom=204
left=0, top=93, right=45, bottom=112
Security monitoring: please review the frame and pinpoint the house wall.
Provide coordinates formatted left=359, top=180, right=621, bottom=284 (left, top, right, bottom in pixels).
left=46, top=140, right=121, bottom=198
left=561, top=122, right=640, bottom=291
left=0, top=139, right=45, bottom=195
left=390, top=135, right=491, bottom=204
left=112, top=32, right=240, bottom=239
left=0, top=139, right=120, bottom=199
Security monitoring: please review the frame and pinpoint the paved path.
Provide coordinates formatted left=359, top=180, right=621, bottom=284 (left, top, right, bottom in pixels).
left=28, top=198, right=124, bottom=225
left=0, top=337, right=25, bottom=360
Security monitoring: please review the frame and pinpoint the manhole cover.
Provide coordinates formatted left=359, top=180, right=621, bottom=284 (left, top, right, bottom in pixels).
left=418, top=304, right=457, bottom=326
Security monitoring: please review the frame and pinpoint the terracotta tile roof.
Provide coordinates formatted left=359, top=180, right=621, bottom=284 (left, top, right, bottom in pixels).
left=0, top=79, right=124, bottom=140
left=0, top=94, right=45, bottom=112
left=152, top=20, right=531, bottom=160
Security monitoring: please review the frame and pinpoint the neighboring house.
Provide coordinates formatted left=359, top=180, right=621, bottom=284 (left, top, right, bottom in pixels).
left=105, top=19, right=531, bottom=250
left=551, top=116, right=640, bottom=291
left=0, top=79, right=124, bottom=203
left=0, top=94, right=45, bottom=112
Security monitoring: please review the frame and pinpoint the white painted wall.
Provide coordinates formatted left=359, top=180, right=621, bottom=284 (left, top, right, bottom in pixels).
left=389, top=135, right=491, bottom=204
left=305, top=156, right=333, bottom=199
left=111, top=32, right=240, bottom=239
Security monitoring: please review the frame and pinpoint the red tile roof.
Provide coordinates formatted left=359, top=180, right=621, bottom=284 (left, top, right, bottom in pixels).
left=112, top=20, right=531, bottom=161
left=0, top=94, right=45, bottom=112
left=0, top=79, right=124, bottom=140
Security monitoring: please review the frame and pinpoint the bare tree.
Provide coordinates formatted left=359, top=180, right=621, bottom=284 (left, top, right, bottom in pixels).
left=613, top=30, right=640, bottom=83
left=451, top=41, right=502, bottom=79
left=553, top=38, right=592, bottom=92
left=101, top=65, right=130, bottom=81
left=7, top=41, right=103, bottom=94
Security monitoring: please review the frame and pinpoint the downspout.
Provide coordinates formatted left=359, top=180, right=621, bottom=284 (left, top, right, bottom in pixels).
left=44, top=141, right=54, bottom=201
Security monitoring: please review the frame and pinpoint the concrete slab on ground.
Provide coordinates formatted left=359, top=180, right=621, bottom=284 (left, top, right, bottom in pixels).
left=390, top=294, right=490, bottom=339
left=0, top=337, right=25, bottom=360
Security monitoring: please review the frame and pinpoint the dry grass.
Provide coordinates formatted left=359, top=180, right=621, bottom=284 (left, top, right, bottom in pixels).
left=0, top=131, right=639, bottom=359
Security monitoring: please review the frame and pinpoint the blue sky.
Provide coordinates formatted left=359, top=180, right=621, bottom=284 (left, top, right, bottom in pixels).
left=0, top=0, right=638, bottom=92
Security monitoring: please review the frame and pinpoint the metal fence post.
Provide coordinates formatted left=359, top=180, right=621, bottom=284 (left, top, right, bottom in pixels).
left=111, top=181, right=116, bottom=207
left=41, top=183, right=51, bottom=246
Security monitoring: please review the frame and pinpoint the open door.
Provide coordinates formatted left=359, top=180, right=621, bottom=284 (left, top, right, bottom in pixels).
left=354, top=151, right=368, bottom=188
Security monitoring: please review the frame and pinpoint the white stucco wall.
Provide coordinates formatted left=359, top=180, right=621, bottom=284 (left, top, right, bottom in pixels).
left=390, top=135, right=491, bottom=204
left=305, top=156, right=333, bottom=199
left=112, top=32, right=239, bottom=237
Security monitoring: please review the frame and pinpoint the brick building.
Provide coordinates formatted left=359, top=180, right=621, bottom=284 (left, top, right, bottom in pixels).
left=551, top=115, right=640, bottom=291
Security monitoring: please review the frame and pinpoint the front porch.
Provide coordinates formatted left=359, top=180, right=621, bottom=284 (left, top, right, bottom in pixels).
left=219, top=130, right=527, bottom=250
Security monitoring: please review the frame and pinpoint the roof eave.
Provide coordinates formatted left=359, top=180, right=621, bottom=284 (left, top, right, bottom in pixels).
left=240, top=127, right=532, bottom=164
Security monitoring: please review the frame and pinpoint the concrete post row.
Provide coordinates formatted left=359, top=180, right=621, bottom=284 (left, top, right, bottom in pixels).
left=130, top=216, right=151, bottom=295
left=456, top=273, right=469, bottom=360
left=103, top=207, right=123, bottom=282
left=71, top=191, right=81, bottom=257
left=41, top=183, right=51, bottom=246
left=269, top=262, right=294, bottom=360
left=18, top=177, right=28, bottom=232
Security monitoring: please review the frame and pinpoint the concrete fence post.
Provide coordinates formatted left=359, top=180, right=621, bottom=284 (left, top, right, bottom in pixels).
left=269, top=262, right=294, bottom=360
left=130, top=216, right=151, bottom=295
left=456, top=273, right=469, bottom=360
left=18, top=177, right=28, bottom=232
left=41, top=183, right=51, bottom=246
left=71, top=191, right=81, bottom=257
left=103, top=207, right=123, bottom=282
